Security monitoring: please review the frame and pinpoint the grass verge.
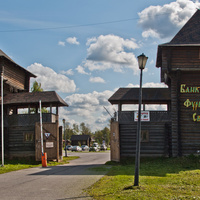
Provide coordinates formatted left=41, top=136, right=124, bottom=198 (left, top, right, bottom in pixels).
left=0, top=156, right=79, bottom=174
left=87, top=155, right=200, bottom=200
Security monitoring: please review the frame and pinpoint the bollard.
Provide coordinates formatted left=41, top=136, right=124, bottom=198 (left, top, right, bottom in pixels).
left=41, top=152, right=47, bottom=167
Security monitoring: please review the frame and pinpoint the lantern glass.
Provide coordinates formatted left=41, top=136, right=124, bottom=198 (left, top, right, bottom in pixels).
left=137, top=53, right=148, bottom=69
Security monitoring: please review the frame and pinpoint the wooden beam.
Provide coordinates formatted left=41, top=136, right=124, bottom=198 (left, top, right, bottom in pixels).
left=176, top=69, right=182, bottom=157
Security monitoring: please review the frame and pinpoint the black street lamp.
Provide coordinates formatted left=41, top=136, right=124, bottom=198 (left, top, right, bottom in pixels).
left=63, top=119, right=67, bottom=157
left=134, top=53, right=148, bottom=186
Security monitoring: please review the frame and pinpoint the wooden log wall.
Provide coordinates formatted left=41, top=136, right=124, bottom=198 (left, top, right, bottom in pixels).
left=7, top=126, right=35, bottom=158
left=171, top=47, right=200, bottom=70
left=118, top=111, right=171, bottom=158
left=170, top=72, right=179, bottom=156
left=0, top=113, right=59, bottom=159
left=165, top=46, right=200, bottom=156
left=177, top=72, right=200, bottom=155
left=3, top=59, right=27, bottom=91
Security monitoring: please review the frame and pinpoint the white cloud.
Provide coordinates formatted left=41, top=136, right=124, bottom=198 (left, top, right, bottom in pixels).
left=27, top=63, right=76, bottom=93
left=66, top=37, right=80, bottom=45
left=63, top=90, right=115, bottom=130
left=75, top=65, right=90, bottom=75
left=138, top=0, right=200, bottom=39
left=60, top=82, right=169, bottom=131
left=58, top=41, right=65, bottom=46
left=83, top=34, right=140, bottom=74
left=61, top=69, right=74, bottom=76
left=143, top=82, right=168, bottom=88
left=127, top=82, right=168, bottom=88
left=89, top=76, right=105, bottom=83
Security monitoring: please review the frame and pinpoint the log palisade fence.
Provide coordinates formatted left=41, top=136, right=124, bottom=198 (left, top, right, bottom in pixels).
left=109, top=10, right=200, bottom=161
left=118, top=111, right=171, bottom=158
left=108, top=88, right=172, bottom=161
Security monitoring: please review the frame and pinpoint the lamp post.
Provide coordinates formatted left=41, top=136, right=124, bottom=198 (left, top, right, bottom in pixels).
left=134, top=53, right=148, bottom=186
left=63, top=119, right=67, bottom=157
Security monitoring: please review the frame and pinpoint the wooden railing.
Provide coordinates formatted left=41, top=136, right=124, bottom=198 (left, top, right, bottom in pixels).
left=118, top=111, right=171, bottom=123
left=4, top=113, right=58, bottom=127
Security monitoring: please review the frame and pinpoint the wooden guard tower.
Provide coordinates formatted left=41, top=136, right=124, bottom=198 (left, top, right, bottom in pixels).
left=157, top=9, right=200, bottom=157
left=109, top=10, right=200, bottom=161
left=0, top=49, right=68, bottom=161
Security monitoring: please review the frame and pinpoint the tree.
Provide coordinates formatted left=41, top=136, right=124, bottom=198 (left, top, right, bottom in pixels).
left=65, top=122, right=75, bottom=141
left=31, top=81, right=43, bottom=92
left=102, top=127, right=110, bottom=145
left=94, top=127, right=110, bottom=145
left=30, top=81, right=48, bottom=113
left=73, top=123, right=79, bottom=135
left=80, top=122, right=92, bottom=136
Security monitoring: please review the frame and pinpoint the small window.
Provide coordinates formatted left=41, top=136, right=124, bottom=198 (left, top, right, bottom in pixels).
left=24, top=132, right=34, bottom=142
left=141, top=130, right=149, bottom=142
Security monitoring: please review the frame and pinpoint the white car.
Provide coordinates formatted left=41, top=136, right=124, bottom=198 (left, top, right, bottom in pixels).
left=100, top=144, right=107, bottom=151
left=81, top=145, right=89, bottom=151
left=71, top=146, right=82, bottom=152
left=65, top=145, right=73, bottom=151
left=89, top=143, right=100, bottom=151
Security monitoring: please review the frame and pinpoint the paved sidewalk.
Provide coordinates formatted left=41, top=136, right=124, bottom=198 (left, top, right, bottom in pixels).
left=0, top=152, right=110, bottom=200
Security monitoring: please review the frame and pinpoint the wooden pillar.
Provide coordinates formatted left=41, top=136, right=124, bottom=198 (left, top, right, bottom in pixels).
left=177, top=70, right=182, bottom=157
left=13, top=106, right=17, bottom=114
left=50, top=104, right=52, bottom=113
left=56, top=106, right=58, bottom=115
left=28, top=105, right=30, bottom=114
left=118, top=103, right=122, bottom=112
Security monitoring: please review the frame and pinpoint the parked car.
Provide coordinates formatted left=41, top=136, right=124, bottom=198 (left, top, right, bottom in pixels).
left=65, top=145, right=73, bottom=151
left=81, top=145, right=89, bottom=151
left=89, top=143, right=100, bottom=151
left=100, top=144, right=107, bottom=151
left=71, top=146, right=82, bottom=152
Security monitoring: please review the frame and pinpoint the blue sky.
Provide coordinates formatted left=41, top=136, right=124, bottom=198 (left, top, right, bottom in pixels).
left=0, top=0, right=199, bottom=131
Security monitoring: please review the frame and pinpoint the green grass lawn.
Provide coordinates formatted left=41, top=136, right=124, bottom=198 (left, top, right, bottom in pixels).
left=87, top=155, right=200, bottom=200
left=0, top=156, right=79, bottom=174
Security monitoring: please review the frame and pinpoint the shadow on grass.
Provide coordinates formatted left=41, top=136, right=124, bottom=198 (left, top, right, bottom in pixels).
left=105, top=155, right=200, bottom=177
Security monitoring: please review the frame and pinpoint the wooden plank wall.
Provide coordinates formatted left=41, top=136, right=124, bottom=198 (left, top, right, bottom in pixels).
left=35, top=122, right=59, bottom=161
left=110, top=121, right=120, bottom=162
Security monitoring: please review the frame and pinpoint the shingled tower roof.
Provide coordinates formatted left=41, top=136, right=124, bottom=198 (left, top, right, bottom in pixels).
left=169, top=9, right=200, bottom=45
left=156, top=10, right=200, bottom=68
left=0, top=49, right=36, bottom=77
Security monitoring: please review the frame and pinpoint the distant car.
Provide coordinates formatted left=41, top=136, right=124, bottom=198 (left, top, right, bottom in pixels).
left=100, top=144, right=107, bottom=151
left=89, top=143, right=100, bottom=151
left=65, top=145, right=73, bottom=151
left=71, top=146, right=82, bottom=152
left=81, top=145, right=89, bottom=151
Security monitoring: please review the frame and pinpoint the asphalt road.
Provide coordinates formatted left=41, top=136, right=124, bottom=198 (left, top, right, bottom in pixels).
left=0, top=151, right=110, bottom=200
